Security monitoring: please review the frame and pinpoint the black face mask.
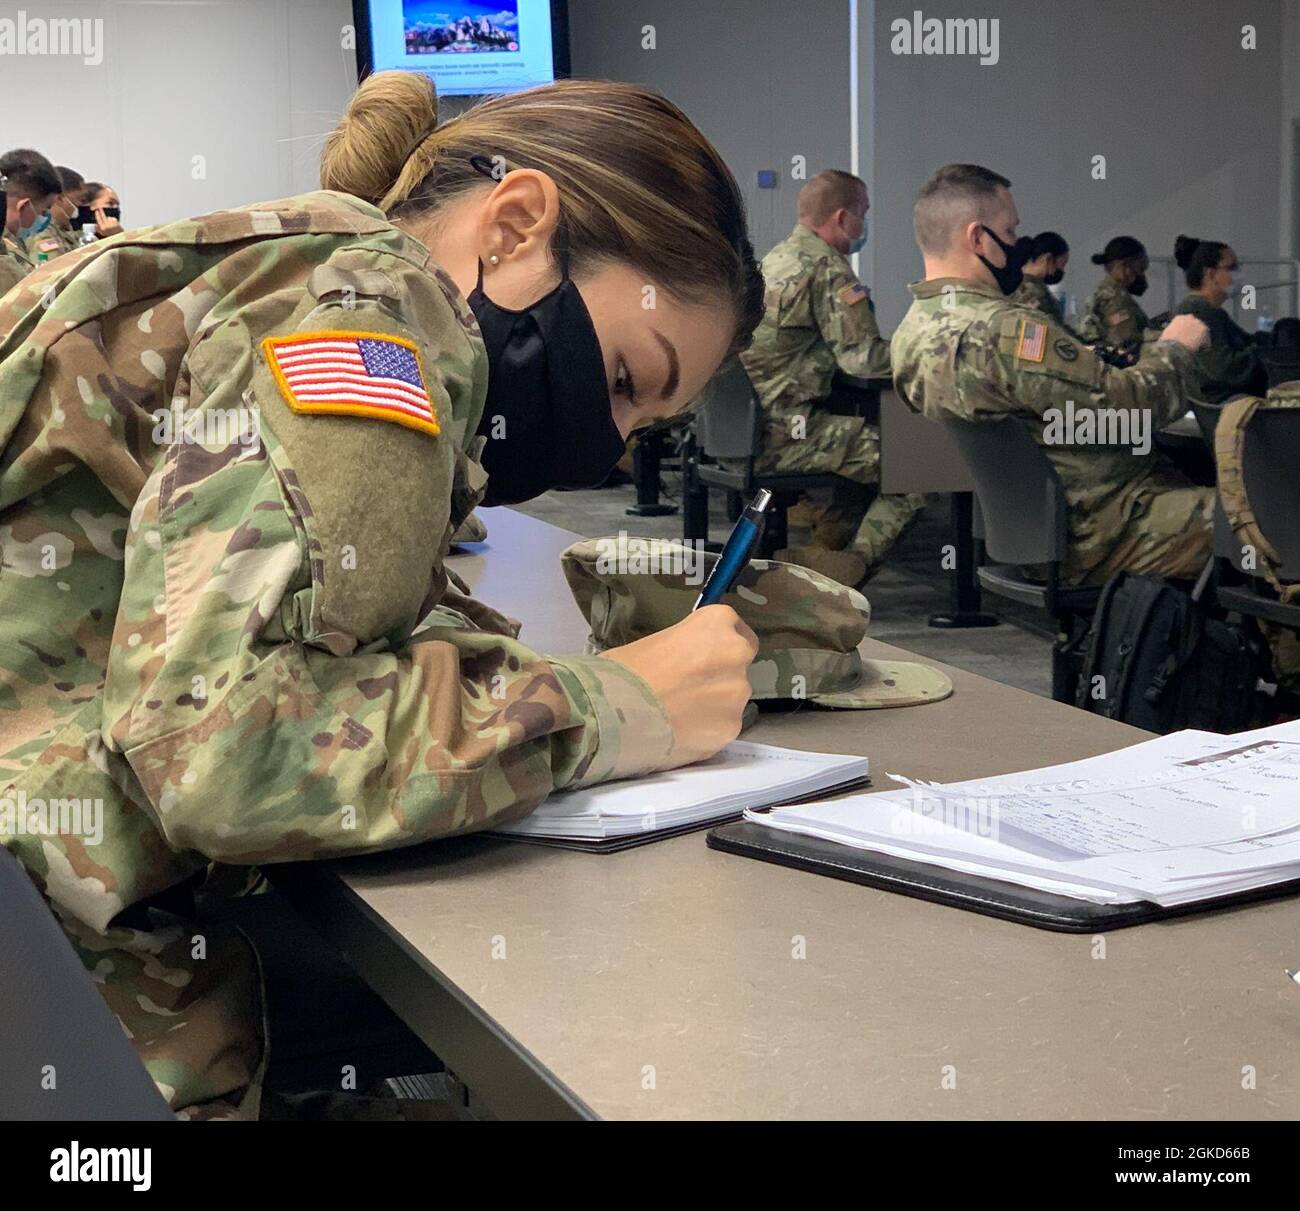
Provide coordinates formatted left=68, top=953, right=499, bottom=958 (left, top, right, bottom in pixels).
left=1129, top=273, right=1149, bottom=297
left=469, top=264, right=623, bottom=506
left=979, top=225, right=1028, bottom=295
left=1044, top=268, right=1065, bottom=286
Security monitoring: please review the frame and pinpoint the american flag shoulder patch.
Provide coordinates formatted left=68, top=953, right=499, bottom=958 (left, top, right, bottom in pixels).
left=1016, top=318, right=1047, bottom=363
left=839, top=282, right=868, bottom=305
left=261, top=330, right=440, bottom=437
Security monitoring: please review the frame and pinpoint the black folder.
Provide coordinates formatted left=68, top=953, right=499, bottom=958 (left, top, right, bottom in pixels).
left=706, top=819, right=1300, bottom=932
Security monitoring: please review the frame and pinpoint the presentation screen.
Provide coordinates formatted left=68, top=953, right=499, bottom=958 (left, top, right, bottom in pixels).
left=355, top=1, right=569, bottom=97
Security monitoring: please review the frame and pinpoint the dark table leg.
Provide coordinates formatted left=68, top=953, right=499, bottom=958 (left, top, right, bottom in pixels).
left=929, top=491, right=999, bottom=629
left=626, top=429, right=677, bottom=517
left=681, top=433, right=709, bottom=543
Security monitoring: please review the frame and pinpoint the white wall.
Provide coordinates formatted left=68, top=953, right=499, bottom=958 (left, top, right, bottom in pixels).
left=862, top=0, right=1290, bottom=326
left=6, top=0, right=1295, bottom=317
left=568, top=0, right=854, bottom=258
left=1, top=0, right=357, bottom=228
left=4, top=0, right=852, bottom=243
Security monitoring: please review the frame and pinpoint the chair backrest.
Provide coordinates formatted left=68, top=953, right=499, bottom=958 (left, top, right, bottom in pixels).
left=0, top=846, right=173, bottom=1120
left=940, top=415, right=1067, bottom=565
left=695, top=359, right=761, bottom=460
left=879, top=387, right=976, bottom=494
left=1243, top=407, right=1300, bottom=579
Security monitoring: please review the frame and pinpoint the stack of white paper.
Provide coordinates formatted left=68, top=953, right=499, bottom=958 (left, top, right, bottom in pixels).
left=745, top=721, right=1300, bottom=906
left=495, top=741, right=869, bottom=843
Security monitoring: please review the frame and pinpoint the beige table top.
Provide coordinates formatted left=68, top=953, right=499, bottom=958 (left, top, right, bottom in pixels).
left=279, top=508, right=1300, bottom=1120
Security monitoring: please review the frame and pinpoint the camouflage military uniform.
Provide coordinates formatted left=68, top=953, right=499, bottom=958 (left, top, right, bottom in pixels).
left=891, top=277, right=1212, bottom=587
left=0, top=191, right=674, bottom=1118
left=1011, top=274, right=1063, bottom=323
left=739, top=224, right=922, bottom=569
left=24, top=221, right=79, bottom=263
left=1076, top=275, right=1152, bottom=347
left=0, top=233, right=34, bottom=296
left=562, top=537, right=953, bottom=708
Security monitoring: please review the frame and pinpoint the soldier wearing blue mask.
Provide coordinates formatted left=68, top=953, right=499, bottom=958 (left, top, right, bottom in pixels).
left=740, top=170, right=923, bottom=586
left=0, top=148, right=61, bottom=294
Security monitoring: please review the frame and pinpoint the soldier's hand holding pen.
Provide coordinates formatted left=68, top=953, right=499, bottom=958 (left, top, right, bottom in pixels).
left=602, top=606, right=759, bottom=769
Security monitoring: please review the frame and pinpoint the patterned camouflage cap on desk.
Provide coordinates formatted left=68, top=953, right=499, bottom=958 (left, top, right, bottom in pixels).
left=561, top=538, right=953, bottom=709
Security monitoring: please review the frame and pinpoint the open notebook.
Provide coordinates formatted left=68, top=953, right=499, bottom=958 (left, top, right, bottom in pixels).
left=492, top=741, right=870, bottom=850
left=728, top=721, right=1300, bottom=910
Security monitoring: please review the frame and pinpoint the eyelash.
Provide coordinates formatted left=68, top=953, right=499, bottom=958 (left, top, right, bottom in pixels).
left=615, top=359, right=637, bottom=406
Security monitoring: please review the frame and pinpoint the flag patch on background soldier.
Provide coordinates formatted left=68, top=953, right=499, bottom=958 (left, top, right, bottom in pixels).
left=1016, top=318, right=1047, bottom=362
left=262, top=331, right=440, bottom=436
left=839, top=283, right=868, bottom=305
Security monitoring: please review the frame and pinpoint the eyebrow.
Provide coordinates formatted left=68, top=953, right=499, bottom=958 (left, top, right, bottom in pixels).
left=652, top=329, right=680, bottom=401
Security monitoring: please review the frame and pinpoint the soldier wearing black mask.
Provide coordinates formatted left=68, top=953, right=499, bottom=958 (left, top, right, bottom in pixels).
left=1014, top=231, right=1071, bottom=323
left=1077, top=236, right=1159, bottom=351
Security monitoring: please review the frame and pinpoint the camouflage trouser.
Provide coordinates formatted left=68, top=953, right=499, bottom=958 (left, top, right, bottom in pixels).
left=1260, top=621, right=1300, bottom=689
left=57, top=906, right=265, bottom=1120
left=1078, top=484, right=1215, bottom=585
left=756, top=412, right=924, bottom=571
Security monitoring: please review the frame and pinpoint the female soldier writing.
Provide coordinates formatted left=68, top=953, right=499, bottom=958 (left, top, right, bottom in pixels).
left=0, top=72, right=762, bottom=1117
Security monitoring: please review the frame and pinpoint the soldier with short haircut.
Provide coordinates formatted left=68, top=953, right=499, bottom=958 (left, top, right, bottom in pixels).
left=0, top=73, right=763, bottom=1118
left=24, top=165, right=85, bottom=261
left=740, top=169, right=923, bottom=587
left=0, top=148, right=62, bottom=293
left=891, top=163, right=1213, bottom=587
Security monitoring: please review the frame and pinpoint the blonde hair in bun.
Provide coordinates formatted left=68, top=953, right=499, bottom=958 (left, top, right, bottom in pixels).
left=320, top=71, right=765, bottom=356
left=321, top=70, right=444, bottom=210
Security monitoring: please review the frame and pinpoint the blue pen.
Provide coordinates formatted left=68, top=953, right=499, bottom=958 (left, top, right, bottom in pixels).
left=693, top=488, right=773, bottom=610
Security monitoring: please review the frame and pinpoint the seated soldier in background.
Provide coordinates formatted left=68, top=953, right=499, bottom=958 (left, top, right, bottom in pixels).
left=740, top=169, right=923, bottom=587
left=80, top=179, right=125, bottom=239
left=26, top=165, right=86, bottom=260
left=0, top=148, right=61, bottom=294
left=1172, top=234, right=1268, bottom=405
left=1012, top=230, right=1069, bottom=322
left=891, top=164, right=1212, bottom=589
left=1076, top=235, right=1160, bottom=357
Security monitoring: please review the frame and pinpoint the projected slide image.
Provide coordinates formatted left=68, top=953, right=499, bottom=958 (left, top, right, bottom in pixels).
left=367, top=0, right=557, bottom=95
left=404, top=2, right=521, bottom=54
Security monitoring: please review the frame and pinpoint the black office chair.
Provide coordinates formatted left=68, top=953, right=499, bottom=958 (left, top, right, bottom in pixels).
left=0, top=846, right=174, bottom=1120
left=940, top=416, right=1102, bottom=701
left=682, top=359, right=860, bottom=555
left=216, top=888, right=443, bottom=1097
left=1211, top=405, right=1300, bottom=633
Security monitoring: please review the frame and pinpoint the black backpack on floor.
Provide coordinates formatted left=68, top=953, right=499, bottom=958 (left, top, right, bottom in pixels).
left=1075, top=570, right=1266, bottom=733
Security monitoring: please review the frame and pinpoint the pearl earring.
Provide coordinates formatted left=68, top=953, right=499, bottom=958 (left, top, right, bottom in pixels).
left=488, top=254, right=500, bottom=266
